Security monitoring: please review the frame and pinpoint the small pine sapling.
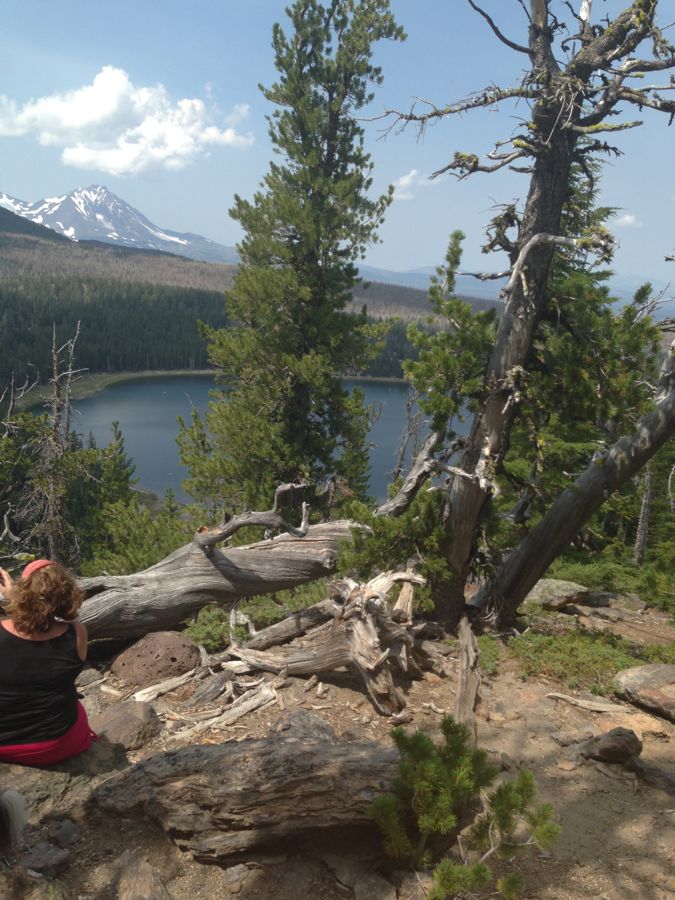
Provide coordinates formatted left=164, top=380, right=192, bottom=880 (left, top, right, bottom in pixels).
left=369, top=716, right=560, bottom=899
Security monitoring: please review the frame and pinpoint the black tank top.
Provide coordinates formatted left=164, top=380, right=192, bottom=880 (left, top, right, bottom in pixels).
left=0, top=621, right=83, bottom=745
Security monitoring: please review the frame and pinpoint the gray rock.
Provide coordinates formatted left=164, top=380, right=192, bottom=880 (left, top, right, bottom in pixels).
left=47, top=818, right=80, bottom=848
left=551, top=727, right=598, bottom=747
left=19, top=842, right=70, bottom=876
left=76, top=667, right=103, bottom=687
left=524, top=579, right=589, bottom=611
left=116, top=850, right=171, bottom=899
left=4, top=739, right=128, bottom=824
left=323, top=853, right=396, bottom=900
left=578, top=727, right=642, bottom=764
left=615, top=664, right=675, bottom=722
left=111, top=632, right=200, bottom=687
left=90, top=701, right=160, bottom=750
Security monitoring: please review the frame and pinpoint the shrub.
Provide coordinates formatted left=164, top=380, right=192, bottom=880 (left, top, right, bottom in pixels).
left=369, top=716, right=560, bottom=899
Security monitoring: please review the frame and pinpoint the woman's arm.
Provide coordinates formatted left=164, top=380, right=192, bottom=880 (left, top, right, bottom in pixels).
left=72, top=620, right=88, bottom=661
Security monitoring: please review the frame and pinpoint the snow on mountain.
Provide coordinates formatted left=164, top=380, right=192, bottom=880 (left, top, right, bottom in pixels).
left=0, top=185, right=238, bottom=264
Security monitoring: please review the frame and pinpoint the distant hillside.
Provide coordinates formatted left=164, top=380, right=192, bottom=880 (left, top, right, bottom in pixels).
left=0, top=206, right=69, bottom=242
left=354, top=279, right=502, bottom=319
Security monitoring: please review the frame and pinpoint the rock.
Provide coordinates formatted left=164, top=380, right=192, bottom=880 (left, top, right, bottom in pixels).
left=524, top=579, right=589, bottom=611
left=47, top=818, right=80, bottom=848
left=19, top=842, right=70, bottom=876
left=598, top=711, right=668, bottom=741
left=223, top=863, right=252, bottom=894
left=578, top=727, right=642, bottom=764
left=551, top=727, right=598, bottom=747
left=76, top=667, right=103, bottom=687
left=4, top=739, right=128, bottom=824
left=323, top=854, right=396, bottom=900
left=90, top=701, right=161, bottom=750
left=116, top=850, right=171, bottom=899
left=111, top=632, right=201, bottom=687
left=614, top=664, right=675, bottom=722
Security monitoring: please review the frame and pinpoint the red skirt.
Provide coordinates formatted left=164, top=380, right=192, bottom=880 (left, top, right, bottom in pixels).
left=0, top=702, right=95, bottom=766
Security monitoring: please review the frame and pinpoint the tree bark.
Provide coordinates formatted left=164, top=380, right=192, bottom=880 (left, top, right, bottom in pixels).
left=91, top=709, right=399, bottom=862
left=79, top=520, right=353, bottom=640
left=469, top=385, right=675, bottom=624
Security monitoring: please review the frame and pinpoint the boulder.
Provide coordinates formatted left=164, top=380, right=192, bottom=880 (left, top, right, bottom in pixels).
left=578, top=727, right=642, bottom=764
left=90, top=701, right=161, bottom=750
left=111, top=632, right=201, bottom=687
left=524, top=579, right=589, bottom=611
left=2, top=739, right=128, bottom=824
left=18, top=841, right=70, bottom=876
left=614, top=664, right=675, bottom=722
left=116, top=850, right=171, bottom=900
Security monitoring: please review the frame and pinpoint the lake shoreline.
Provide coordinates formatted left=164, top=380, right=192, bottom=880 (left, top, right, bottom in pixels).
left=19, top=368, right=408, bottom=409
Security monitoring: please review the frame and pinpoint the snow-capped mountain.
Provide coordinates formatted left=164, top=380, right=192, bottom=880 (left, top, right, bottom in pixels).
left=0, top=185, right=238, bottom=264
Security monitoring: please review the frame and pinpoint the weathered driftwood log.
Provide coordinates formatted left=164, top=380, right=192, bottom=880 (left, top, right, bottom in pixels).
left=454, top=615, right=481, bottom=746
left=79, top=517, right=354, bottom=640
left=229, top=574, right=426, bottom=715
left=76, top=470, right=438, bottom=641
left=91, top=709, right=399, bottom=861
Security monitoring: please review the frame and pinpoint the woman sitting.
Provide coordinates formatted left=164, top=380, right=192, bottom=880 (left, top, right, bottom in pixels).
left=0, top=559, right=94, bottom=766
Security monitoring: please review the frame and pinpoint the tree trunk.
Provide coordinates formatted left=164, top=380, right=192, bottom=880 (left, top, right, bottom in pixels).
left=440, top=24, right=578, bottom=624
left=79, top=520, right=353, bottom=640
left=470, top=385, right=675, bottom=624
left=91, top=709, right=398, bottom=862
left=633, top=463, right=652, bottom=565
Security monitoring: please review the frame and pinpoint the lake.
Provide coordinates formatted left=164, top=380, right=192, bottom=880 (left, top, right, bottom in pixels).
left=67, top=375, right=444, bottom=502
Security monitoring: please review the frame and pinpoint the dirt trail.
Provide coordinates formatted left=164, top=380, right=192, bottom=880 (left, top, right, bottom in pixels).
left=3, top=646, right=673, bottom=899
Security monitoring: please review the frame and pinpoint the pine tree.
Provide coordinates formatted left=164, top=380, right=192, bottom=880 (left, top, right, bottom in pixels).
left=179, top=0, right=404, bottom=512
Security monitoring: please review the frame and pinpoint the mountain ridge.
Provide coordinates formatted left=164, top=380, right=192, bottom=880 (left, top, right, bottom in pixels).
left=0, top=185, right=239, bottom=265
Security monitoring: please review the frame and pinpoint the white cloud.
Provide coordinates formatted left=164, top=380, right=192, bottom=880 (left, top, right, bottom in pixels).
left=614, top=212, right=643, bottom=228
left=392, top=168, right=435, bottom=201
left=0, top=66, right=254, bottom=176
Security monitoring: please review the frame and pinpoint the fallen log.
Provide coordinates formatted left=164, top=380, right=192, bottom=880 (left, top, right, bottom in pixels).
left=90, top=709, right=399, bottom=861
left=228, top=575, right=427, bottom=715
left=78, top=493, right=354, bottom=640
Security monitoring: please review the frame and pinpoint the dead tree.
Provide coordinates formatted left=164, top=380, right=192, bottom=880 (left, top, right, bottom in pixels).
left=377, top=0, right=675, bottom=624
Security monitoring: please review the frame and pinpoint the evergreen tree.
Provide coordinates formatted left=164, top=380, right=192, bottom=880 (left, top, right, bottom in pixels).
left=179, top=0, right=404, bottom=512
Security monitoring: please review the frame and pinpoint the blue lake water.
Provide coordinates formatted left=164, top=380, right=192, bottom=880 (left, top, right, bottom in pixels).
left=68, top=375, right=433, bottom=501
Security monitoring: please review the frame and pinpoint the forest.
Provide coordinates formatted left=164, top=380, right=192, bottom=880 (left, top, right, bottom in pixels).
left=1, top=1, right=674, bottom=898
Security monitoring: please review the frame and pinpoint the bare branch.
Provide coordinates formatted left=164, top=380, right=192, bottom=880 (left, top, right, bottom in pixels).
left=373, top=86, right=536, bottom=130
left=432, top=149, right=528, bottom=180
left=194, top=485, right=311, bottom=550
left=466, top=0, right=529, bottom=55
left=374, top=431, right=442, bottom=518
left=460, top=270, right=510, bottom=282
left=567, top=118, right=643, bottom=134
left=501, top=231, right=612, bottom=300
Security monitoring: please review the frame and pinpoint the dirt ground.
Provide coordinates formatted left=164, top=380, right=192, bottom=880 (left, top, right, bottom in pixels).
left=2, top=639, right=674, bottom=900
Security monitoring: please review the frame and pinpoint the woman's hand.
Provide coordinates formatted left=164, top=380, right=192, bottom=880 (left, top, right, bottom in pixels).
left=0, top=567, right=15, bottom=598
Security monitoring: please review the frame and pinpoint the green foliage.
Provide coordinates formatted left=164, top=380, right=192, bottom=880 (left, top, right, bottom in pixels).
left=507, top=630, right=675, bottom=695
left=80, top=490, right=190, bottom=576
left=180, top=0, right=404, bottom=512
left=183, top=605, right=233, bottom=653
left=343, top=489, right=454, bottom=615
left=183, top=578, right=332, bottom=652
left=428, top=859, right=491, bottom=900
left=370, top=717, right=559, bottom=899
left=477, top=635, right=500, bottom=675
left=404, top=231, right=497, bottom=438
left=0, top=411, right=136, bottom=568
left=0, top=280, right=228, bottom=383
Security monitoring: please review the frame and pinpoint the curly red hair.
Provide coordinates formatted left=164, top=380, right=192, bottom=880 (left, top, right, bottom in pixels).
left=4, top=564, right=84, bottom=633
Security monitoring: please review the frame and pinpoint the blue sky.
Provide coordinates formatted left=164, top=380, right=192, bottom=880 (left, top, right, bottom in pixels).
left=2, top=0, right=673, bottom=288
